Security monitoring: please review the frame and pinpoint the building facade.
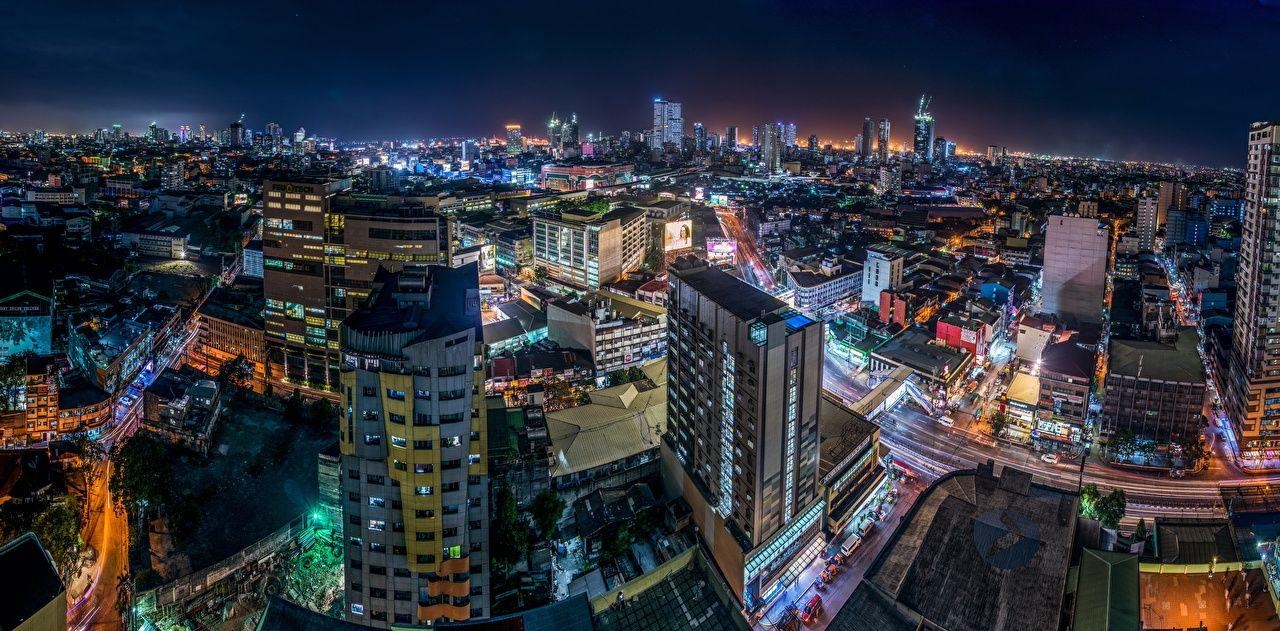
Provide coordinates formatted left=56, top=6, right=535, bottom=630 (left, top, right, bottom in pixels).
left=1222, top=122, right=1280, bottom=462
left=662, top=256, right=824, bottom=609
left=339, top=265, right=490, bottom=626
left=1042, top=214, right=1109, bottom=324
left=532, top=206, right=647, bottom=289
left=1102, top=331, right=1206, bottom=445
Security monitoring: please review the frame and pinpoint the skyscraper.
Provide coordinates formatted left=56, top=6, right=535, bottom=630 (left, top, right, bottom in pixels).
left=860, top=117, right=875, bottom=158
left=693, top=122, right=707, bottom=151
left=807, top=134, right=818, bottom=152
left=198, top=124, right=206, bottom=142
left=760, top=122, right=782, bottom=174
left=294, top=127, right=306, bottom=145
left=178, top=125, right=190, bottom=143
left=339, top=265, right=489, bottom=626
left=782, top=122, right=797, bottom=148
left=912, top=94, right=935, bottom=162
left=1042, top=214, right=1109, bottom=324
left=876, top=119, right=891, bottom=161
left=1223, top=122, right=1280, bottom=463
left=504, top=124, right=522, bottom=156
left=725, top=125, right=738, bottom=149
left=663, top=256, right=824, bottom=606
left=651, top=98, right=683, bottom=149
left=1135, top=196, right=1158, bottom=252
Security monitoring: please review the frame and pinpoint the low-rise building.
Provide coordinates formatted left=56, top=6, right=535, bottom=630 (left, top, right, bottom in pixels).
left=818, top=395, right=886, bottom=540
left=193, top=281, right=266, bottom=392
left=539, top=162, right=636, bottom=191
left=546, top=291, right=666, bottom=376
left=546, top=360, right=666, bottom=500
left=788, top=258, right=863, bottom=311
left=121, top=228, right=189, bottom=259
left=142, top=368, right=222, bottom=455
left=1036, top=341, right=1095, bottom=447
left=0, top=289, right=53, bottom=360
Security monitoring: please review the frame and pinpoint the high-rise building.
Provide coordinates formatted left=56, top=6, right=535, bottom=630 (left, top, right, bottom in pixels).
left=876, top=119, right=891, bottom=161
left=751, top=125, right=760, bottom=148
left=228, top=119, right=245, bottom=147
left=693, top=122, right=707, bottom=151
left=663, top=256, right=825, bottom=606
left=860, top=117, right=875, bottom=158
left=651, top=98, right=683, bottom=149
left=198, top=124, right=207, bottom=142
left=504, top=125, right=522, bottom=156
left=1157, top=181, right=1189, bottom=228
left=806, top=134, right=818, bottom=152
left=1042, top=214, right=1109, bottom=324
left=912, top=94, right=935, bottom=162
left=294, top=127, right=306, bottom=145
left=986, top=144, right=998, bottom=164
left=265, top=122, right=283, bottom=153
left=760, top=122, right=782, bottom=174
left=532, top=205, right=647, bottom=289
left=339, top=265, right=490, bottom=626
left=178, top=125, right=190, bottom=143
left=725, top=125, right=738, bottom=149
left=782, top=122, right=797, bottom=148
left=262, top=179, right=450, bottom=392
left=932, top=137, right=954, bottom=163
left=1135, top=196, right=1158, bottom=252
left=1223, top=122, right=1280, bottom=462
left=862, top=243, right=909, bottom=306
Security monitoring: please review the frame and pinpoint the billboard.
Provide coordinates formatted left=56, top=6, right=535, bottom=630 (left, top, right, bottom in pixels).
left=709, top=193, right=729, bottom=207
left=479, top=244, right=497, bottom=274
left=664, top=220, right=693, bottom=251
left=706, top=237, right=737, bottom=262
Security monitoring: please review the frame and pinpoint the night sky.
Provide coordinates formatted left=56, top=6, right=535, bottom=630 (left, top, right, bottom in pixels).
left=3, top=0, right=1277, bottom=166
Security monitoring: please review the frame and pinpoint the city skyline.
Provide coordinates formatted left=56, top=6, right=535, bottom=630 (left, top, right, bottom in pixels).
left=3, top=0, right=1279, bottom=165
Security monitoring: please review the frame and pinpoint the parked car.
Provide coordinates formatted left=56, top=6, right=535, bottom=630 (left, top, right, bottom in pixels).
left=936, top=415, right=955, bottom=427
left=1041, top=453, right=1061, bottom=464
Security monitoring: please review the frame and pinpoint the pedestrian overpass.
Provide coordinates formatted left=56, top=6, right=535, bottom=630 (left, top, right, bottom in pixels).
left=845, top=365, right=935, bottom=422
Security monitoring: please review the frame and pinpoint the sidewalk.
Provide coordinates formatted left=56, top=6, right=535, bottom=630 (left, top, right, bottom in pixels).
left=752, top=482, right=921, bottom=630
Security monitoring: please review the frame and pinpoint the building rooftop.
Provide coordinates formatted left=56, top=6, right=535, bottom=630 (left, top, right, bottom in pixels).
left=0, top=532, right=65, bottom=630
left=547, top=360, right=666, bottom=478
left=1072, top=549, right=1140, bottom=631
left=343, top=264, right=481, bottom=343
left=1107, top=327, right=1204, bottom=383
left=1006, top=371, right=1041, bottom=406
left=819, top=394, right=878, bottom=481
left=592, top=546, right=748, bottom=631
left=670, top=256, right=786, bottom=321
left=873, top=329, right=972, bottom=383
left=830, top=464, right=1078, bottom=631
left=1039, top=341, right=1096, bottom=380
left=198, top=280, right=265, bottom=329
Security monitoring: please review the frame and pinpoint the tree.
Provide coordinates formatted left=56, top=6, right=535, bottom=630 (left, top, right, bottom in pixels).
left=601, top=525, right=635, bottom=561
left=491, top=487, right=527, bottom=572
left=109, top=434, right=170, bottom=516
left=308, top=398, right=337, bottom=426
left=216, top=354, right=252, bottom=390
left=283, top=389, right=307, bottom=424
left=32, top=496, right=87, bottom=583
left=1096, top=489, right=1127, bottom=528
left=68, top=432, right=106, bottom=522
left=530, top=490, right=566, bottom=542
left=1134, top=518, right=1148, bottom=541
left=0, top=355, right=26, bottom=412
left=1179, top=436, right=1207, bottom=467
left=986, top=411, right=1009, bottom=438
left=1107, top=430, right=1139, bottom=460
left=1079, top=483, right=1101, bottom=520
